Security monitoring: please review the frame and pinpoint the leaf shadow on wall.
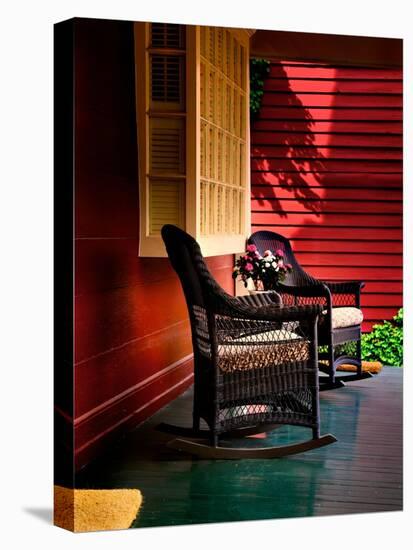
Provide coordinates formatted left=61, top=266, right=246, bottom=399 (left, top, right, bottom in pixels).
left=251, top=62, right=325, bottom=218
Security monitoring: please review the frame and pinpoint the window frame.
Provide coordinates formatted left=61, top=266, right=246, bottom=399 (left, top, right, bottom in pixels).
left=134, top=23, right=251, bottom=257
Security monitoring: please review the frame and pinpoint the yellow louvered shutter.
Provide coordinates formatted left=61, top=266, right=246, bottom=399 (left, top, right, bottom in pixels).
left=134, top=23, right=251, bottom=257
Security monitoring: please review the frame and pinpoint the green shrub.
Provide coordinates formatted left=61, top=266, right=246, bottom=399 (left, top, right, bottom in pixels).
left=250, top=59, right=270, bottom=119
left=361, top=308, right=403, bottom=366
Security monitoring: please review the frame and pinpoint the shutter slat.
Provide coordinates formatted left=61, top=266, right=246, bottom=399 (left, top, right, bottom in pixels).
left=150, top=118, right=185, bottom=174
left=150, top=23, right=185, bottom=49
left=149, top=180, right=185, bottom=235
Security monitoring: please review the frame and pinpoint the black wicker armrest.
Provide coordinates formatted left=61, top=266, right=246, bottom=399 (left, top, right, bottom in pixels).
left=234, top=292, right=282, bottom=308
left=321, top=281, right=365, bottom=294
left=218, top=293, right=323, bottom=323
left=276, top=282, right=331, bottom=299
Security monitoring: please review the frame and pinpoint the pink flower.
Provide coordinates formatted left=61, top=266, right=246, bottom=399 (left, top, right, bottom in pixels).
left=263, top=249, right=272, bottom=257
left=276, top=249, right=284, bottom=257
left=278, top=259, right=284, bottom=267
left=285, top=263, right=292, bottom=270
left=245, top=262, right=254, bottom=271
left=246, top=244, right=257, bottom=252
left=243, top=255, right=249, bottom=260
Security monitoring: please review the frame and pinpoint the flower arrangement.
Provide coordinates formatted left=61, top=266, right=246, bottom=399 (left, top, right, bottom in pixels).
left=232, top=244, right=292, bottom=290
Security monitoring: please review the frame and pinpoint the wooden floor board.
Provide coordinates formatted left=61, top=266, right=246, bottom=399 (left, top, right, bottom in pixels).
left=76, top=367, right=403, bottom=528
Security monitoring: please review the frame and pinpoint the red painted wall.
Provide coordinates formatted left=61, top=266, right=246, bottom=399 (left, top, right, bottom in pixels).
left=251, top=60, right=402, bottom=332
left=73, top=19, right=234, bottom=470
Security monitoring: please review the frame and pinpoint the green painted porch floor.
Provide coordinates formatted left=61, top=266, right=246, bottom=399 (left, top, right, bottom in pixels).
left=76, top=367, right=403, bottom=528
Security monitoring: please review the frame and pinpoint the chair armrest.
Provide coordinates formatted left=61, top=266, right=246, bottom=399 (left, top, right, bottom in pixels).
left=217, top=293, right=323, bottom=323
left=234, top=292, right=282, bottom=308
left=321, top=281, right=365, bottom=294
left=276, top=282, right=331, bottom=299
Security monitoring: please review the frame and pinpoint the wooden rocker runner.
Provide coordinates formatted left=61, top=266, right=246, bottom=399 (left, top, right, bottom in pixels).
left=160, top=225, right=337, bottom=459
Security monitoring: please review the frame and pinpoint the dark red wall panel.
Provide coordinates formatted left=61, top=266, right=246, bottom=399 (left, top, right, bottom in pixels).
left=73, top=19, right=234, bottom=470
left=251, top=60, right=403, bottom=331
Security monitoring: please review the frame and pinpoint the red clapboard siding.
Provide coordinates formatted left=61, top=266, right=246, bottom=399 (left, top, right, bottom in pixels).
left=251, top=60, right=403, bottom=331
left=253, top=120, right=403, bottom=134
left=270, top=64, right=402, bottom=80
left=362, top=294, right=403, bottom=307
left=252, top=213, right=402, bottom=227
left=284, top=252, right=403, bottom=267
left=255, top=225, right=402, bottom=242
left=251, top=159, right=401, bottom=173
left=287, top=239, right=403, bottom=254
left=252, top=199, right=402, bottom=214
left=252, top=145, right=402, bottom=160
left=252, top=187, right=402, bottom=201
left=252, top=132, right=403, bottom=148
left=264, top=79, right=403, bottom=94
left=259, top=107, right=402, bottom=121
left=262, top=93, right=402, bottom=108
left=252, top=172, right=402, bottom=187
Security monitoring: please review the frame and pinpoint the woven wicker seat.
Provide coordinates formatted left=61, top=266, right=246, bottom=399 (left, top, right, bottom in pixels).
left=218, top=330, right=309, bottom=373
left=249, top=230, right=370, bottom=390
left=160, top=224, right=336, bottom=458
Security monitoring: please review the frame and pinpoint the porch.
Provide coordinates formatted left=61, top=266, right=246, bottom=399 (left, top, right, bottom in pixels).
left=77, top=367, right=402, bottom=527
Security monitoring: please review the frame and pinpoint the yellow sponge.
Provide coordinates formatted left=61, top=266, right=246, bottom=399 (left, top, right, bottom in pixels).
left=54, top=485, right=142, bottom=533
left=336, top=361, right=383, bottom=374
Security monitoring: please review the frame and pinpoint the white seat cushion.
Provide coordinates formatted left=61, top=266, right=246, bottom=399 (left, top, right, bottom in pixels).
left=323, top=307, right=363, bottom=329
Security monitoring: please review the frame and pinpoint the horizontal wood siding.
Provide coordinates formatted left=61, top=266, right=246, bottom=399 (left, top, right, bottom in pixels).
left=251, top=60, right=403, bottom=331
left=74, top=19, right=234, bottom=470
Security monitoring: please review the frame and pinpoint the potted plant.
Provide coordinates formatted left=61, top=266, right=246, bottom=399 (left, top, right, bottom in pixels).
left=232, top=244, right=292, bottom=292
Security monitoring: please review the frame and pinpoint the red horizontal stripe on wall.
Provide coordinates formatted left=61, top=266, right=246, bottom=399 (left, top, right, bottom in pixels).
left=251, top=171, right=402, bottom=187
left=254, top=226, right=402, bottom=242
left=294, top=252, right=403, bottom=267
left=251, top=60, right=402, bottom=331
left=251, top=159, right=402, bottom=173
left=361, top=294, right=403, bottom=307
left=252, top=212, right=402, bottom=228
left=251, top=199, right=402, bottom=215
left=252, top=186, right=402, bottom=202
left=251, top=145, right=402, bottom=161
left=259, top=106, right=402, bottom=121
left=262, top=93, right=402, bottom=109
left=361, top=306, right=400, bottom=319
left=270, top=64, right=402, bottom=80
left=288, top=239, right=403, bottom=254
left=359, top=281, right=403, bottom=294
left=253, top=120, right=402, bottom=134
left=251, top=132, right=403, bottom=148
left=288, top=266, right=402, bottom=281
left=264, top=79, right=403, bottom=94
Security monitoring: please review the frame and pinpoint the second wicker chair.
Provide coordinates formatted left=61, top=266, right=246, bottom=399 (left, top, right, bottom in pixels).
left=249, top=230, right=371, bottom=390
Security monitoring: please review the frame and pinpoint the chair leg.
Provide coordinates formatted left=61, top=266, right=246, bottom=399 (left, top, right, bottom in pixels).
left=356, top=338, right=362, bottom=378
left=328, top=342, right=335, bottom=385
left=331, top=336, right=374, bottom=383
left=193, top=412, right=200, bottom=432
left=319, top=341, right=345, bottom=390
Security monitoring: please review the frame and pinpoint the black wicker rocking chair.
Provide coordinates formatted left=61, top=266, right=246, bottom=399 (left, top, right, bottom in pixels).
left=249, top=230, right=373, bottom=390
left=159, top=224, right=336, bottom=459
